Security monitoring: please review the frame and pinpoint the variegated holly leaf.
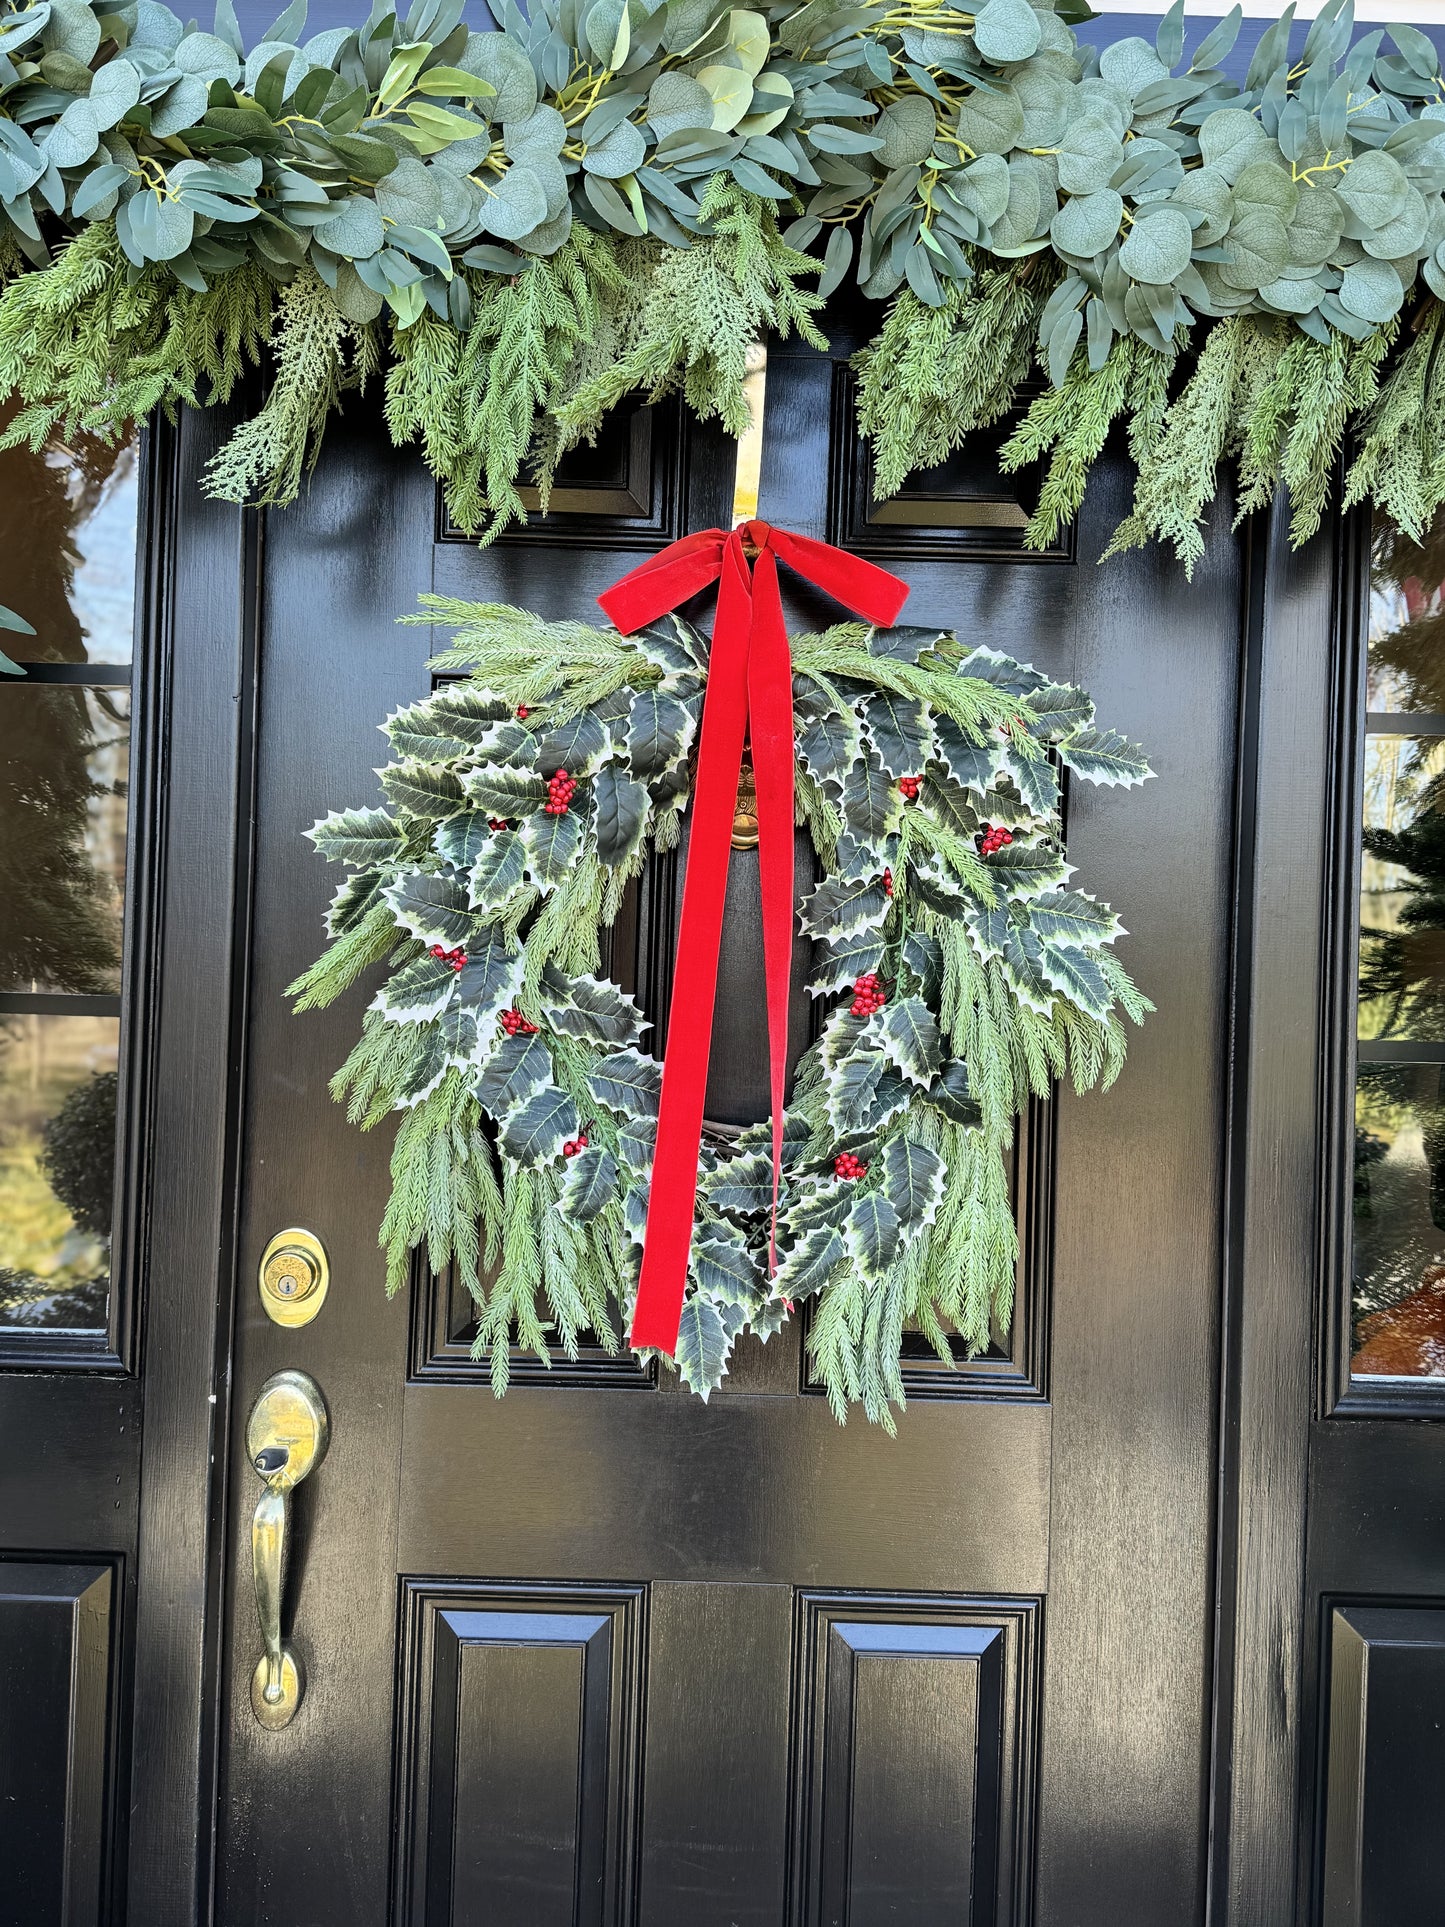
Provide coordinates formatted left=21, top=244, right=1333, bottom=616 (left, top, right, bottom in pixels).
left=1000, top=923, right=1056, bottom=1014
left=877, top=995, right=942, bottom=1087
left=1037, top=938, right=1113, bottom=1016
left=846, top=1190, right=902, bottom=1281
left=394, top=1022, right=450, bottom=1107
left=1057, top=728, right=1152, bottom=787
left=833, top=828, right=896, bottom=880
left=616, top=1121, right=655, bottom=1175
left=373, top=953, right=455, bottom=1023
left=921, top=769, right=979, bottom=840
left=498, top=1083, right=580, bottom=1165
left=534, top=709, right=608, bottom=775
left=520, top=805, right=584, bottom=885
left=1024, top=681, right=1094, bottom=738
left=461, top=762, right=548, bottom=817
left=863, top=1067, right=912, bottom=1130
left=860, top=691, right=933, bottom=778
left=309, top=806, right=407, bottom=865
left=797, top=707, right=858, bottom=786
left=593, top=764, right=651, bottom=867
left=933, top=717, right=998, bottom=794
left=731, top=1108, right=812, bottom=1170
left=436, top=987, right=482, bottom=1054
left=978, top=785, right=1036, bottom=828
left=473, top=1031, right=551, bottom=1117
left=557, top=1144, right=619, bottom=1222
left=809, top=933, right=887, bottom=996
left=466, top=829, right=528, bottom=910
left=454, top=925, right=525, bottom=1027
left=955, top=645, right=1045, bottom=699
left=693, top=1226, right=763, bottom=1307
left=773, top=1222, right=845, bottom=1300
left=842, top=749, right=905, bottom=844
left=383, top=699, right=473, bottom=761
left=824, top=1050, right=888, bottom=1133
left=798, top=870, right=891, bottom=940
left=705, top=1149, right=775, bottom=1216
left=911, top=851, right=966, bottom=907
left=880, top=1135, right=946, bottom=1231
left=435, top=813, right=494, bottom=872
left=1029, top=889, right=1122, bottom=948
left=987, top=839, right=1069, bottom=898
left=819, top=1007, right=869, bottom=1070
left=635, top=615, right=706, bottom=675
left=383, top=870, right=476, bottom=948
left=926, top=1058, right=982, bottom=1127
left=622, top=1183, right=649, bottom=1248
left=586, top=1047, right=662, bottom=1117
left=539, top=963, right=648, bottom=1045
left=627, top=688, right=694, bottom=778
left=1000, top=737, right=1059, bottom=817
left=903, top=931, right=942, bottom=999
left=424, top=684, right=510, bottom=743
left=380, top=761, right=466, bottom=818
left=785, top=1179, right=852, bottom=1239
left=965, top=901, right=1012, bottom=960
left=868, top=623, right=949, bottom=664
left=674, top=1293, right=735, bottom=1400
left=328, top=869, right=384, bottom=935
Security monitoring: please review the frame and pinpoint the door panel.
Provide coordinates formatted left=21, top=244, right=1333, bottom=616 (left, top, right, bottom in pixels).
left=215, top=312, right=1241, bottom=1923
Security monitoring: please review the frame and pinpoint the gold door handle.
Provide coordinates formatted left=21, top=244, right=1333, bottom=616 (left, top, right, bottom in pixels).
left=246, top=1369, right=329, bottom=1730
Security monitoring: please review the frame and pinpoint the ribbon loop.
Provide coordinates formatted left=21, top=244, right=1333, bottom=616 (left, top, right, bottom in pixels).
left=599, top=525, right=908, bottom=1357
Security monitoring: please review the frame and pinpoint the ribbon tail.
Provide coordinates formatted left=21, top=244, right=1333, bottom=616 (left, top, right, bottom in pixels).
left=747, top=546, right=795, bottom=1276
left=629, top=537, right=753, bottom=1355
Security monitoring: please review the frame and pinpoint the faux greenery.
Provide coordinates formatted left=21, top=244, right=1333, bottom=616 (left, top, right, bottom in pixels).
left=292, top=598, right=1151, bottom=1427
left=2, top=0, right=1445, bottom=559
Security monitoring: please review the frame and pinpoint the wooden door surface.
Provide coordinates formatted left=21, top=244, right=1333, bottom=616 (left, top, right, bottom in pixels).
left=211, top=311, right=1243, bottom=1926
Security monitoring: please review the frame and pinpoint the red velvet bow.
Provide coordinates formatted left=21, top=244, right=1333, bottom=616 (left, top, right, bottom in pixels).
left=598, top=522, right=909, bottom=1356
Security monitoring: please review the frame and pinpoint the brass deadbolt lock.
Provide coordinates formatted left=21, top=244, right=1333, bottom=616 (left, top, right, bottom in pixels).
left=258, top=1228, right=329, bottom=1328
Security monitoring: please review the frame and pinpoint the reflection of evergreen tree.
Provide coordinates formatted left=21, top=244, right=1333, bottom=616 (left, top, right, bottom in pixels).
left=0, top=421, right=132, bottom=993
left=1360, top=769, right=1445, bottom=1038
left=1371, top=519, right=1445, bottom=713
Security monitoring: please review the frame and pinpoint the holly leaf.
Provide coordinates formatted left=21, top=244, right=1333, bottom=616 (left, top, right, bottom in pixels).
left=842, top=749, right=905, bottom=844
left=1025, top=682, right=1094, bottom=738
left=809, top=934, right=887, bottom=996
left=876, top=996, right=942, bottom=1087
left=879, top=1135, right=946, bottom=1232
left=965, top=902, right=1012, bottom=961
left=462, top=762, right=548, bottom=816
left=380, top=867, right=475, bottom=950
left=438, top=1001, right=483, bottom=1066
left=823, top=1050, right=887, bottom=1134
left=845, top=1191, right=901, bottom=1282
left=380, top=761, right=466, bottom=818
left=498, top=1083, right=581, bottom=1165
left=1000, top=922, right=1056, bottom=1014
left=797, top=871, right=890, bottom=940
left=955, top=645, right=1045, bottom=699
left=539, top=964, right=648, bottom=1045
left=921, top=769, right=980, bottom=840
left=926, top=1059, right=982, bottom=1127
left=999, top=738, right=1059, bottom=817
left=986, top=839, right=1069, bottom=898
left=1038, top=938, right=1113, bottom=1016
left=933, top=716, right=997, bottom=794
left=860, top=691, right=933, bottom=779
left=705, top=1149, right=775, bottom=1216
left=383, top=699, right=473, bottom=761
left=773, top=1222, right=844, bottom=1300
left=466, top=829, right=528, bottom=910
left=627, top=688, right=693, bottom=778
left=1028, top=888, right=1122, bottom=948
left=616, top=1122, right=655, bottom=1175
left=1057, top=728, right=1152, bottom=787
left=593, top=764, right=651, bottom=866
left=309, top=806, right=405, bottom=865
left=454, top=925, right=525, bottom=1026
left=586, top=1047, right=662, bottom=1117
left=556, top=1144, right=619, bottom=1222
left=425, top=683, right=511, bottom=743
left=520, top=805, right=584, bottom=885
left=863, top=1067, right=911, bottom=1131
left=394, top=1022, right=450, bottom=1107
left=473, top=1031, right=551, bottom=1117
left=797, top=708, right=859, bottom=784
left=693, top=1227, right=763, bottom=1308
left=674, top=1293, right=733, bottom=1399
left=435, top=813, right=494, bottom=872
left=534, top=709, right=608, bottom=775
left=374, top=953, right=455, bottom=1023
left=868, top=623, right=948, bottom=664
left=327, top=869, right=384, bottom=935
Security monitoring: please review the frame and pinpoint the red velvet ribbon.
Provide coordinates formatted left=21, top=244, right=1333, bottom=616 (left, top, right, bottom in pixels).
left=598, top=521, right=909, bottom=1356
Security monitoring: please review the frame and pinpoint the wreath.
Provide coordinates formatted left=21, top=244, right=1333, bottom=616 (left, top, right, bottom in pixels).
left=292, top=585, right=1151, bottom=1428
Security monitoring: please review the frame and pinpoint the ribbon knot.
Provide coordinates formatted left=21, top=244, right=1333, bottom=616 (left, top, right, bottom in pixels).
left=599, top=523, right=908, bottom=1356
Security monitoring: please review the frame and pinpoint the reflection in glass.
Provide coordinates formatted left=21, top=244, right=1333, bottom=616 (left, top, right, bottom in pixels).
left=1367, top=519, right=1445, bottom=715
left=0, top=1014, right=116, bottom=1331
left=1359, top=735, right=1445, bottom=1042
left=0, top=686, right=129, bottom=994
left=0, top=419, right=137, bottom=666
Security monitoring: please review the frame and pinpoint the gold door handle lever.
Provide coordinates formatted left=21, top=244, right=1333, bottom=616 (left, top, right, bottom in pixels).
left=246, top=1369, right=329, bottom=1730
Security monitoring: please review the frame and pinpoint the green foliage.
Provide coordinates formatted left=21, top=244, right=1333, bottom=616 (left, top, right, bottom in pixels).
left=295, top=598, right=1151, bottom=1425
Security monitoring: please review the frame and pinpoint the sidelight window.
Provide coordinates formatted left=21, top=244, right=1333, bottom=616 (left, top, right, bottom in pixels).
left=0, top=427, right=138, bottom=1348
left=1351, top=512, right=1445, bottom=1380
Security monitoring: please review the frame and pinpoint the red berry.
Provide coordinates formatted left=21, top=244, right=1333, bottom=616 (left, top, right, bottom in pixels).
left=500, top=1007, right=539, bottom=1036
left=883, top=866, right=894, bottom=899
left=833, top=1152, right=867, bottom=1181
left=488, top=817, right=507, bottom=832
left=516, top=705, right=530, bottom=720
left=898, top=775, right=921, bottom=801
left=431, top=944, right=446, bottom=958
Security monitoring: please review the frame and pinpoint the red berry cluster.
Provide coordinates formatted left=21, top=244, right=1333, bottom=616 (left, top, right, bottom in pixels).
left=544, top=769, right=577, bottom=816
left=883, top=866, right=894, bottom=899
left=898, top=775, right=921, bottom=800
left=850, top=972, right=887, bottom=1017
left=430, top=944, right=467, bottom=974
left=562, top=1132, right=590, bottom=1158
left=834, top=1152, right=867, bottom=1181
left=488, top=816, right=508, bottom=831
left=515, top=705, right=530, bottom=720
left=977, top=824, right=1014, bottom=857
left=500, top=1007, right=538, bottom=1036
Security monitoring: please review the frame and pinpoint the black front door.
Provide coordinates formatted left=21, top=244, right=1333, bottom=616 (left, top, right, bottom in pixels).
left=206, top=316, right=1243, bottom=1927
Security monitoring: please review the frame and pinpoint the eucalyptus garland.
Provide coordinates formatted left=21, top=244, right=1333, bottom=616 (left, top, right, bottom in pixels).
left=290, top=597, right=1151, bottom=1426
left=4, top=0, right=1444, bottom=564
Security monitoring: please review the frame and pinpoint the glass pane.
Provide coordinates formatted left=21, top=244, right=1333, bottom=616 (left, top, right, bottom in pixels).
left=1359, top=734, right=1445, bottom=1043
left=0, top=1014, right=117, bottom=1332
left=1368, top=520, right=1445, bottom=714
left=1354, top=1063, right=1445, bottom=1377
left=0, top=686, right=129, bottom=994
left=0, top=417, right=138, bottom=666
